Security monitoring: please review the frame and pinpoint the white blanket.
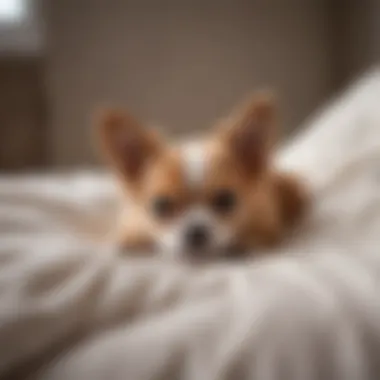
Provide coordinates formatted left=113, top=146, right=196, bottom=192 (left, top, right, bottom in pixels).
left=1, top=69, right=380, bottom=380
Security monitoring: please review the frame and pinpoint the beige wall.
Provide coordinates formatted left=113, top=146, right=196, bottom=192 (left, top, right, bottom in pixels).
left=46, top=1, right=335, bottom=167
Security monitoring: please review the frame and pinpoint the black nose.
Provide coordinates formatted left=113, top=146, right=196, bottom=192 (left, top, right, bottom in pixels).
left=185, top=224, right=210, bottom=249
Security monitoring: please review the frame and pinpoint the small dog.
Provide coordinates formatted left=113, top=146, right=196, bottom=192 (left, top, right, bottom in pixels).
left=97, top=93, right=308, bottom=259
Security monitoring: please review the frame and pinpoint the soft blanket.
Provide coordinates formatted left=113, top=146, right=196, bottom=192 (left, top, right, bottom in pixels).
left=1, top=69, right=380, bottom=380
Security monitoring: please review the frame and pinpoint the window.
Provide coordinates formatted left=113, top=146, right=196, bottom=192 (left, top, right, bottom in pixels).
left=0, top=0, right=42, bottom=54
left=0, top=0, right=27, bottom=24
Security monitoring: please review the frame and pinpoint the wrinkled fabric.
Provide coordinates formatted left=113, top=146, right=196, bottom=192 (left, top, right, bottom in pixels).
left=1, top=70, right=380, bottom=380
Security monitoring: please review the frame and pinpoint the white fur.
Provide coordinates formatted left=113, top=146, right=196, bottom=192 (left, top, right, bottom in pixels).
left=153, top=141, right=235, bottom=256
left=158, top=141, right=235, bottom=256
left=157, top=206, right=234, bottom=257
left=180, top=141, right=207, bottom=189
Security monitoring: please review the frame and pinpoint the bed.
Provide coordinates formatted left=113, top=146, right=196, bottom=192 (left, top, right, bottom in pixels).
left=1, top=69, right=380, bottom=380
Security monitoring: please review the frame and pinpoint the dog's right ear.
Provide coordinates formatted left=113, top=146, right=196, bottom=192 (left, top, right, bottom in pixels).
left=96, top=109, right=162, bottom=183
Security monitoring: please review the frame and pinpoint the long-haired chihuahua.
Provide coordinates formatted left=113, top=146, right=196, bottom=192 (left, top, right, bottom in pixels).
left=97, top=93, right=309, bottom=260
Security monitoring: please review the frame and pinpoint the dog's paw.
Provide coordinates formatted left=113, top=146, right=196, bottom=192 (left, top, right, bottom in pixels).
left=275, top=172, right=310, bottom=226
left=117, top=232, right=155, bottom=256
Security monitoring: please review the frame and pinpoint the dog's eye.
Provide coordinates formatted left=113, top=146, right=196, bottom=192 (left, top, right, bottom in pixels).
left=211, top=190, right=237, bottom=214
left=151, top=196, right=175, bottom=218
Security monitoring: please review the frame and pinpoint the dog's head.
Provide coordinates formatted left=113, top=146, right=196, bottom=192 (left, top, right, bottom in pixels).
left=97, top=93, right=278, bottom=259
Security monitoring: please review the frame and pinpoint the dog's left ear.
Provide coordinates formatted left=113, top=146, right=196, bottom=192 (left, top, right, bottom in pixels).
left=221, top=91, right=277, bottom=176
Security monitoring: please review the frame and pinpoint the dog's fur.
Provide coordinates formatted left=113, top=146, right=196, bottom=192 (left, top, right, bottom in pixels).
left=97, top=93, right=308, bottom=259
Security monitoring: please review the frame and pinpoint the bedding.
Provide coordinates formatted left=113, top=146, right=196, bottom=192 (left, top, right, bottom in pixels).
left=1, top=69, right=380, bottom=380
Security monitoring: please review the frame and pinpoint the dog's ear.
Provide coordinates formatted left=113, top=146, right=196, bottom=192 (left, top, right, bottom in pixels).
left=221, top=91, right=277, bottom=176
left=96, top=109, right=162, bottom=183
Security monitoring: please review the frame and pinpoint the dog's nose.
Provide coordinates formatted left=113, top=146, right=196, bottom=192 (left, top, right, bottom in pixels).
left=185, top=224, right=210, bottom=249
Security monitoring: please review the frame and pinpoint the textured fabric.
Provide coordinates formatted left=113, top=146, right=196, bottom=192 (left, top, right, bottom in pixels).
left=1, top=69, right=380, bottom=380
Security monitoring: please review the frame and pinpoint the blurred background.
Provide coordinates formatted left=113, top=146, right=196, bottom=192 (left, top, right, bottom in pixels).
left=0, top=0, right=379, bottom=171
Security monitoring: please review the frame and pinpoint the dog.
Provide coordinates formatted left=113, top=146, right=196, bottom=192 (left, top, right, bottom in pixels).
left=97, top=92, right=309, bottom=260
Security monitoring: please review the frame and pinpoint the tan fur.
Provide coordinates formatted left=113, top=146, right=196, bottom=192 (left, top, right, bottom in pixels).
left=117, top=213, right=154, bottom=252
left=97, top=92, right=309, bottom=255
